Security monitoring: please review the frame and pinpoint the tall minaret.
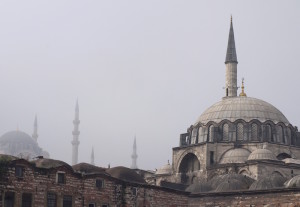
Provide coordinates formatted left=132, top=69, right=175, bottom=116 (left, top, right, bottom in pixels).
left=71, top=100, right=80, bottom=165
left=225, top=16, right=238, bottom=97
left=32, top=115, right=38, bottom=142
left=91, top=147, right=95, bottom=165
left=131, top=137, right=138, bottom=169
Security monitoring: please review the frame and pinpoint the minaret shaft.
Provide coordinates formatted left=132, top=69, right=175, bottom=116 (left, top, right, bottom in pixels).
left=225, top=17, right=238, bottom=97
left=72, top=100, right=80, bottom=165
left=32, top=115, right=38, bottom=142
left=131, top=137, right=138, bottom=169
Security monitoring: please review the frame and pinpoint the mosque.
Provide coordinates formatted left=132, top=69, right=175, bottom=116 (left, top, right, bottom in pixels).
left=151, top=17, right=300, bottom=192
left=0, top=115, right=49, bottom=160
left=0, top=19, right=300, bottom=207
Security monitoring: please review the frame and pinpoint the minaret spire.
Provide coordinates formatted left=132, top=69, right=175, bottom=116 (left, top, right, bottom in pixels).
left=32, top=115, right=38, bottom=142
left=71, top=99, right=80, bottom=165
left=131, top=136, right=138, bottom=169
left=91, top=147, right=95, bottom=165
left=225, top=16, right=238, bottom=97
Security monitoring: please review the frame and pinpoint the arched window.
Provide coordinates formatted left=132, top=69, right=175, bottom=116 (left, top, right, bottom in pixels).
left=251, top=123, right=258, bottom=141
left=208, top=125, right=214, bottom=142
left=265, top=124, right=273, bottom=142
left=277, top=125, right=284, bottom=143
left=198, top=127, right=204, bottom=143
left=191, top=128, right=197, bottom=144
left=237, top=123, right=244, bottom=141
left=222, top=124, right=229, bottom=141
left=287, top=128, right=291, bottom=145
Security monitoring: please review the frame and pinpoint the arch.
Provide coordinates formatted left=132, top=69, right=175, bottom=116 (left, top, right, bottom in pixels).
left=237, top=123, right=244, bottom=141
left=191, top=128, right=197, bottom=144
left=222, top=123, right=229, bottom=141
left=178, top=153, right=200, bottom=173
left=277, top=125, right=284, bottom=143
left=198, top=127, right=204, bottom=143
left=208, top=125, right=214, bottom=142
left=276, top=153, right=292, bottom=160
left=251, top=123, right=258, bottom=141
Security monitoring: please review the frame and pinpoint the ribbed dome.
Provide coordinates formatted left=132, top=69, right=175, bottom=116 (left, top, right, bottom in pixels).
left=249, top=174, right=286, bottom=190
left=208, top=174, right=254, bottom=190
left=196, top=97, right=289, bottom=125
left=220, top=148, right=251, bottom=164
left=185, top=181, right=212, bottom=193
left=285, top=175, right=300, bottom=188
left=156, top=163, right=172, bottom=175
left=248, top=148, right=277, bottom=161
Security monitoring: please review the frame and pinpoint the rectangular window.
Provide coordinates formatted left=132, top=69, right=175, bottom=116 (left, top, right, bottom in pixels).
left=63, top=195, right=72, bottom=207
left=132, top=187, right=137, bottom=196
left=57, top=172, right=65, bottom=184
left=210, top=151, right=214, bottom=165
left=96, top=179, right=104, bottom=189
left=88, top=204, right=95, bottom=207
left=102, top=205, right=109, bottom=207
left=47, top=193, right=57, bottom=207
left=4, top=192, right=14, bottom=207
left=22, top=193, right=32, bottom=207
left=15, top=166, right=24, bottom=177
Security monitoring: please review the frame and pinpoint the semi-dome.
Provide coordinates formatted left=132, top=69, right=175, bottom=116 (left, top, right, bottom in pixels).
left=220, top=148, right=251, bottom=164
left=0, top=130, right=46, bottom=159
left=196, top=97, right=289, bottom=125
left=156, top=162, right=172, bottom=175
left=248, top=148, right=277, bottom=161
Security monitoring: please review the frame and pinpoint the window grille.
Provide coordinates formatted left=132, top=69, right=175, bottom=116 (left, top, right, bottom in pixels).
left=15, top=166, right=24, bottom=177
left=208, top=125, right=214, bottom=142
left=222, top=124, right=229, bottom=140
left=57, top=173, right=65, bottom=184
left=22, top=193, right=32, bottom=207
left=237, top=123, right=244, bottom=140
left=251, top=124, right=258, bottom=140
left=63, top=195, right=72, bottom=207
left=96, top=179, right=104, bottom=189
left=47, top=193, right=57, bottom=207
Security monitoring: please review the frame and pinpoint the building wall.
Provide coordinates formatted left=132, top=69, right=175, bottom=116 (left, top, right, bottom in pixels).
left=188, top=189, right=300, bottom=207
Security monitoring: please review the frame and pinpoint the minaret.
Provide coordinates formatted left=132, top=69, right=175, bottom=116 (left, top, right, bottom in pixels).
left=91, top=147, right=95, bottom=165
left=71, top=100, right=80, bottom=165
left=32, top=115, right=38, bottom=142
left=225, top=16, right=238, bottom=97
left=131, top=137, right=138, bottom=169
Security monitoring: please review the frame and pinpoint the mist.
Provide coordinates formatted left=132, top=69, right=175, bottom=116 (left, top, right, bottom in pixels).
left=0, top=0, right=299, bottom=170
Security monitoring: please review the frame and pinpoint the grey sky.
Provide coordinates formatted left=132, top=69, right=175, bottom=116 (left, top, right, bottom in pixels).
left=0, top=1, right=299, bottom=170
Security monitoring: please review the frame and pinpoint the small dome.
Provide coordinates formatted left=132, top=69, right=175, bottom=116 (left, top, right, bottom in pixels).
left=215, top=179, right=247, bottom=192
left=185, top=182, right=212, bottom=193
left=31, top=158, right=72, bottom=170
left=106, top=166, right=146, bottom=184
left=248, top=148, right=277, bottom=161
left=283, top=158, right=300, bottom=165
left=220, top=148, right=251, bottom=164
left=285, top=175, right=300, bottom=188
left=196, top=97, right=289, bottom=125
left=249, top=174, right=286, bottom=190
left=72, top=163, right=106, bottom=174
left=209, top=174, right=254, bottom=190
left=156, top=163, right=172, bottom=175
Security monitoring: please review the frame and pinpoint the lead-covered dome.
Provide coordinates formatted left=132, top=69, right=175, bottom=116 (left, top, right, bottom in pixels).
left=0, top=130, right=49, bottom=159
left=220, top=148, right=251, bottom=164
left=248, top=148, right=277, bottom=161
left=196, top=97, right=289, bottom=125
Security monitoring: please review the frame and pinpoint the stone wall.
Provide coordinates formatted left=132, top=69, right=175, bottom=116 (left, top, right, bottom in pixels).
left=188, top=189, right=300, bottom=207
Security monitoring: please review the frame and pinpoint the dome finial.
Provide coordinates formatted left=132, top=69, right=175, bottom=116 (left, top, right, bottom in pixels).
left=239, top=78, right=247, bottom=97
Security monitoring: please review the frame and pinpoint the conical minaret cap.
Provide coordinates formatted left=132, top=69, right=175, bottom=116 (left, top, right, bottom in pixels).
left=225, top=16, right=238, bottom=64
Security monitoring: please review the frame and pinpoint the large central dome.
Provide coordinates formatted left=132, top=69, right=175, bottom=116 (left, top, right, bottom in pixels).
left=196, top=97, right=289, bottom=125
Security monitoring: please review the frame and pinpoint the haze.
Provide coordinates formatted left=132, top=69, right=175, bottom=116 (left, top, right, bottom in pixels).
left=0, top=1, right=299, bottom=170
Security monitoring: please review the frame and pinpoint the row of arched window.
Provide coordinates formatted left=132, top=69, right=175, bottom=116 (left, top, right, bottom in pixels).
left=186, top=122, right=295, bottom=145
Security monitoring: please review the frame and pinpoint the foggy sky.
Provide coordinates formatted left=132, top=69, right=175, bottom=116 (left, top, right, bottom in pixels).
left=0, top=1, right=299, bottom=170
